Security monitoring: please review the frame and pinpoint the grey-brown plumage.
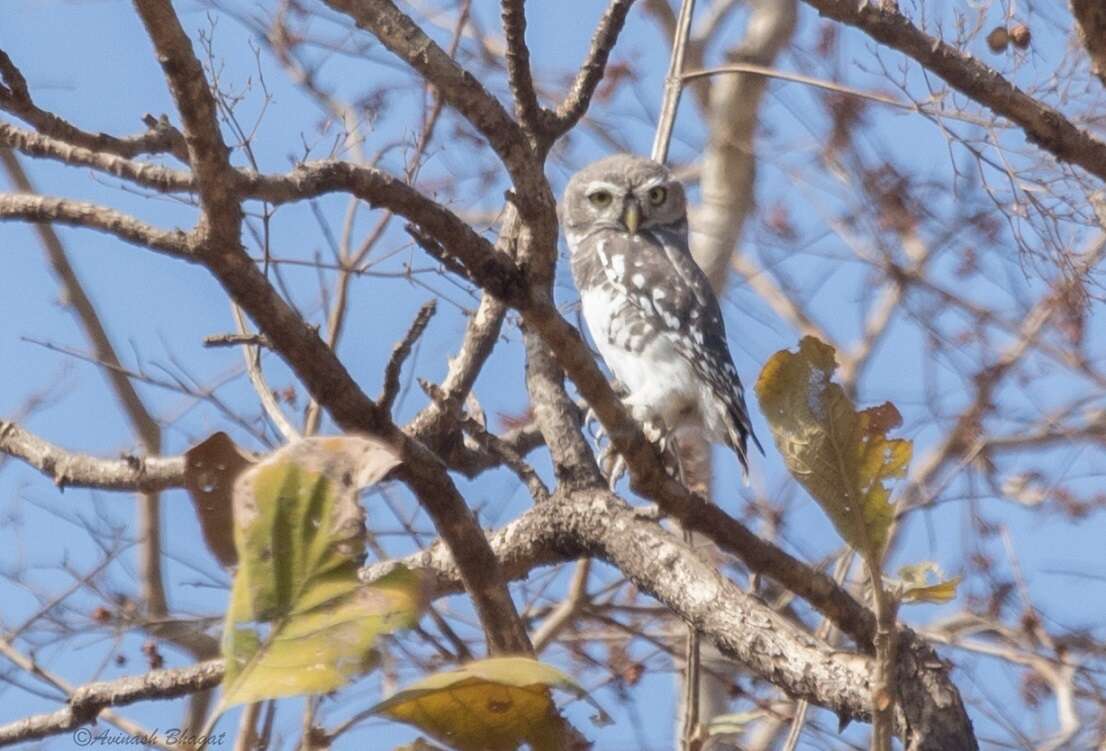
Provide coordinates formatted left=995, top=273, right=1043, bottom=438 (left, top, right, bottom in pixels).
left=562, top=154, right=760, bottom=476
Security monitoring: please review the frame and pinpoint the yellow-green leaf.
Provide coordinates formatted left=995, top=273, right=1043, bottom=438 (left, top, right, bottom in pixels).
left=219, top=436, right=420, bottom=710
left=894, top=562, right=962, bottom=604
left=369, top=657, right=610, bottom=751
left=754, top=336, right=911, bottom=558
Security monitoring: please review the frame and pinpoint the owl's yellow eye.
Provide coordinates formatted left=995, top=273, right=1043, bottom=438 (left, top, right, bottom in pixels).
left=588, top=190, right=612, bottom=207
left=647, top=186, right=668, bottom=206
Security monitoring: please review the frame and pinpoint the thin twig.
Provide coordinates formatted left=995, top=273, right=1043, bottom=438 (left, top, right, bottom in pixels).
left=532, top=558, right=591, bottom=651
left=456, top=410, right=551, bottom=504
left=681, top=62, right=912, bottom=110
left=650, top=0, right=696, bottom=164
left=230, top=303, right=300, bottom=442
left=203, top=332, right=273, bottom=349
left=781, top=550, right=855, bottom=751
left=0, top=149, right=169, bottom=618
left=380, top=300, right=438, bottom=413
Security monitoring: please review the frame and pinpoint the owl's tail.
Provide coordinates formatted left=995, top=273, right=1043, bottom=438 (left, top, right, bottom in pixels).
left=726, top=399, right=764, bottom=483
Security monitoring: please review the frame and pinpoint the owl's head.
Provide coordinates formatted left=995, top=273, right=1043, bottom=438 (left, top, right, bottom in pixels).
left=561, top=154, right=687, bottom=239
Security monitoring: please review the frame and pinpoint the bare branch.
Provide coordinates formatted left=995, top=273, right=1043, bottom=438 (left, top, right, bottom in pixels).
left=531, top=558, right=590, bottom=652
left=1073, top=0, right=1106, bottom=89
left=548, top=0, right=637, bottom=137
left=203, top=332, right=272, bottom=348
left=651, top=0, right=696, bottom=164
left=0, top=49, right=189, bottom=162
left=320, top=0, right=543, bottom=202
left=380, top=299, right=437, bottom=413
left=800, top=0, right=1106, bottom=183
left=243, top=162, right=527, bottom=304
left=457, top=411, right=550, bottom=504
left=0, top=123, right=193, bottom=193
left=0, top=193, right=194, bottom=258
left=1, top=149, right=171, bottom=616
left=693, top=0, right=796, bottom=286
left=230, top=303, right=300, bottom=442
left=0, top=660, right=223, bottom=747
left=366, top=489, right=977, bottom=751
left=522, top=329, right=603, bottom=490
left=132, top=0, right=241, bottom=235
left=500, top=0, right=546, bottom=136
left=0, top=421, right=185, bottom=492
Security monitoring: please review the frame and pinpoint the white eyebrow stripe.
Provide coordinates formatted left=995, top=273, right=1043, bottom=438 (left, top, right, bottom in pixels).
left=638, top=176, right=667, bottom=190
left=585, top=180, right=623, bottom=194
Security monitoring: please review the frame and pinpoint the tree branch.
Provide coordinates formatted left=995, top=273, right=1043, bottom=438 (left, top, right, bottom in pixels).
left=320, top=0, right=543, bottom=202
left=800, top=0, right=1106, bottom=183
left=365, top=489, right=977, bottom=751
left=0, top=123, right=193, bottom=193
left=0, top=660, right=223, bottom=747
left=548, top=0, right=637, bottom=138
left=131, top=0, right=241, bottom=236
left=1073, top=0, right=1106, bottom=89
left=380, top=299, right=437, bottom=413
left=0, top=49, right=189, bottom=162
left=242, top=162, right=527, bottom=305
left=0, top=421, right=185, bottom=492
left=500, top=0, right=546, bottom=136
left=0, top=193, right=195, bottom=258
left=1, top=149, right=171, bottom=616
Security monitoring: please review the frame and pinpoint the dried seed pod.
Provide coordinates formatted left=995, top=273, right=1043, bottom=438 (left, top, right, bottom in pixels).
left=986, top=26, right=1010, bottom=53
left=1010, top=23, right=1031, bottom=49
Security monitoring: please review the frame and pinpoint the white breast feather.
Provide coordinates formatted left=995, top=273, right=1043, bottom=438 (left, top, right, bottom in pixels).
left=581, top=285, right=718, bottom=437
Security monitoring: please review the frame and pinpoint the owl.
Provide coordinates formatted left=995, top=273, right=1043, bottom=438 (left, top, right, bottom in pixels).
left=562, top=154, right=760, bottom=477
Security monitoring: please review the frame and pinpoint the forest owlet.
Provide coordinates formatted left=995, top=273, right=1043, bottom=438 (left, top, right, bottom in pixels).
left=562, top=154, right=760, bottom=476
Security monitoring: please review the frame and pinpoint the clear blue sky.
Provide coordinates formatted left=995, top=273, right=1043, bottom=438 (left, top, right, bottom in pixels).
left=2, top=0, right=1104, bottom=748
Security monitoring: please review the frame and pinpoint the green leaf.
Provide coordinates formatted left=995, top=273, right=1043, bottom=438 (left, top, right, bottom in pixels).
left=893, top=562, right=962, bottom=604
left=754, top=336, right=911, bottom=559
left=369, top=657, right=610, bottom=751
left=219, top=436, right=421, bottom=709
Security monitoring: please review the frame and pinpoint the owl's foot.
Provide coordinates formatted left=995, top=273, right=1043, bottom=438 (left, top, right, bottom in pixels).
left=585, top=405, right=625, bottom=488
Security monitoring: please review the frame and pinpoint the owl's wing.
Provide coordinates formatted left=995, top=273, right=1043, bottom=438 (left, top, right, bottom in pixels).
left=593, top=227, right=762, bottom=471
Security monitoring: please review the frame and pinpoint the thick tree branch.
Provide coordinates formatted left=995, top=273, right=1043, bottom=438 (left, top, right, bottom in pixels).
left=131, top=0, right=241, bottom=236
left=365, top=489, right=976, bottom=751
left=1073, top=0, right=1106, bottom=89
left=129, top=0, right=532, bottom=657
left=800, top=0, right=1106, bottom=183
left=522, top=329, right=603, bottom=490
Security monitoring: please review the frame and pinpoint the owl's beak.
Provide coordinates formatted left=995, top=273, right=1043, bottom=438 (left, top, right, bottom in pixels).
left=622, top=200, right=641, bottom=235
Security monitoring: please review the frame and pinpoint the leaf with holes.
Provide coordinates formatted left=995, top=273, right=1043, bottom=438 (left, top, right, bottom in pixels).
left=754, top=336, right=911, bottom=559
left=184, top=432, right=255, bottom=568
left=218, top=436, right=421, bottom=711
left=369, top=657, right=611, bottom=751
